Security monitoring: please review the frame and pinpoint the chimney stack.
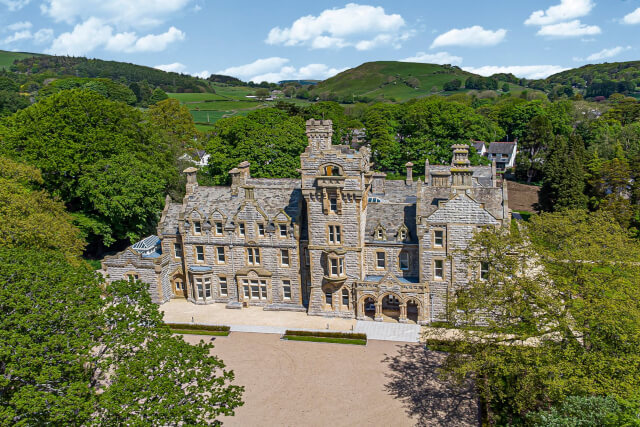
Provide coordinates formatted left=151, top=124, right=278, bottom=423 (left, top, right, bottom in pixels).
left=230, top=161, right=251, bottom=196
left=184, top=167, right=198, bottom=194
left=405, top=162, right=414, bottom=186
left=491, top=160, right=497, bottom=187
left=424, top=159, right=430, bottom=185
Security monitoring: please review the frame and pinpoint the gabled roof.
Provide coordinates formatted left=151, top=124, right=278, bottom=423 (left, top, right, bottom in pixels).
left=426, top=193, right=499, bottom=225
left=132, top=235, right=161, bottom=251
left=365, top=203, right=417, bottom=243
left=487, top=142, right=516, bottom=155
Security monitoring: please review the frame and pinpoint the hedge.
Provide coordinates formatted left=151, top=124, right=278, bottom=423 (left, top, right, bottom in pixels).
left=284, top=335, right=367, bottom=345
left=284, top=330, right=366, bottom=340
left=165, top=323, right=230, bottom=332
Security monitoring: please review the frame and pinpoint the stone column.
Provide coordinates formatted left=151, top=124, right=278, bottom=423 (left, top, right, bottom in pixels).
left=375, top=301, right=383, bottom=322
left=399, top=303, right=408, bottom=323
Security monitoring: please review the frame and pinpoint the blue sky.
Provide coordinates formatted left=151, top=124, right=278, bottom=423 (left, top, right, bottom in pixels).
left=1, top=0, right=639, bottom=81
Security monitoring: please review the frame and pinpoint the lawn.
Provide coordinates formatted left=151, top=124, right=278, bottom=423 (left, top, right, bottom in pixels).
left=167, top=92, right=228, bottom=103
left=186, top=100, right=261, bottom=110
left=282, top=335, right=367, bottom=345
left=0, top=50, right=37, bottom=70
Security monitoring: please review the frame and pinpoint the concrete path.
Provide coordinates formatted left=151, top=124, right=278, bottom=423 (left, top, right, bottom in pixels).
left=355, top=321, right=421, bottom=342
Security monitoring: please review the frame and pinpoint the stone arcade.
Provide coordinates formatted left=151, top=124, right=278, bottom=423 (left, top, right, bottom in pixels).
left=103, top=119, right=510, bottom=324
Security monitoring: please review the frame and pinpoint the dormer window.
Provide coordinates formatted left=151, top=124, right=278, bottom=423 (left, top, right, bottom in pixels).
left=257, top=223, right=265, bottom=237
left=279, top=224, right=288, bottom=238
left=397, top=225, right=409, bottom=241
left=374, top=225, right=385, bottom=241
left=193, top=221, right=202, bottom=235
left=238, top=222, right=245, bottom=237
left=214, top=221, right=223, bottom=236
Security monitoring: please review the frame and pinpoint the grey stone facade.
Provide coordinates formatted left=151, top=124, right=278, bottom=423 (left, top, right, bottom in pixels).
left=102, top=120, right=509, bottom=323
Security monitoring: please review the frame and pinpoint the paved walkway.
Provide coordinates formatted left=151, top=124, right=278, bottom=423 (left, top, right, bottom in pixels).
left=162, top=299, right=422, bottom=342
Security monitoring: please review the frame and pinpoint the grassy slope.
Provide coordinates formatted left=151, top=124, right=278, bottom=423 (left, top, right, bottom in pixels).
left=0, top=50, right=37, bottom=70
left=543, top=60, right=640, bottom=85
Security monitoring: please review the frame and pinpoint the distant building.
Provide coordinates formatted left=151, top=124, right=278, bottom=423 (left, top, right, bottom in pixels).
left=102, top=120, right=510, bottom=324
left=486, top=141, right=517, bottom=171
left=180, top=150, right=210, bottom=168
left=472, top=141, right=487, bottom=156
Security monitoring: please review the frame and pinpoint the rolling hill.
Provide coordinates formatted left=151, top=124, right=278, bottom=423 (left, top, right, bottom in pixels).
left=0, top=50, right=39, bottom=70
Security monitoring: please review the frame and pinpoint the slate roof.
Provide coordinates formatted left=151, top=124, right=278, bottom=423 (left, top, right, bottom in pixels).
left=487, top=142, right=516, bottom=155
left=472, top=141, right=486, bottom=152
left=365, top=202, right=417, bottom=243
left=363, top=275, right=420, bottom=284
left=371, top=180, right=417, bottom=203
left=159, top=203, right=182, bottom=235
left=132, top=235, right=161, bottom=251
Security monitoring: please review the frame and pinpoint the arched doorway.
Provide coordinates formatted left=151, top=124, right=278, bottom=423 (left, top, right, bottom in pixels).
left=171, top=273, right=186, bottom=298
left=362, top=296, right=376, bottom=320
left=381, top=294, right=401, bottom=321
left=406, top=299, right=420, bottom=324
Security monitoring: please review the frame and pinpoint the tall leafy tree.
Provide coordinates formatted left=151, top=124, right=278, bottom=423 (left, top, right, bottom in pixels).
left=541, top=134, right=587, bottom=211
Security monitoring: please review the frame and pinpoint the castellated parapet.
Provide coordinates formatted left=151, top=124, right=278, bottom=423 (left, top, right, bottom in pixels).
left=102, top=119, right=510, bottom=324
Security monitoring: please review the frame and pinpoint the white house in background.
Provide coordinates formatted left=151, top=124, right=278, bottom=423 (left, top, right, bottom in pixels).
left=486, top=141, right=517, bottom=171
left=180, top=150, right=210, bottom=168
left=472, top=141, right=487, bottom=156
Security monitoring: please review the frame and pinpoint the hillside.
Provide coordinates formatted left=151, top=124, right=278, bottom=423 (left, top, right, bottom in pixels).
left=0, top=50, right=38, bottom=70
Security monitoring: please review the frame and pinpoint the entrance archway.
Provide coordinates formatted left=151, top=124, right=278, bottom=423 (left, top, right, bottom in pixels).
left=406, top=299, right=420, bottom=324
left=362, top=296, right=376, bottom=320
left=381, top=294, right=401, bottom=321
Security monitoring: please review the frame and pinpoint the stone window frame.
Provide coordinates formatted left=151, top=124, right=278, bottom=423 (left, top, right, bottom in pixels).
left=327, top=223, right=342, bottom=245
left=213, top=221, right=224, bottom=236
left=204, top=276, right=213, bottom=299
left=277, top=222, right=288, bottom=239
left=215, top=246, right=226, bottom=265
left=480, top=261, right=490, bottom=281
left=433, top=258, right=445, bottom=281
left=328, top=254, right=345, bottom=278
left=124, top=271, right=139, bottom=281
left=340, top=287, right=350, bottom=309
left=237, top=222, right=246, bottom=237
left=375, top=250, right=386, bottom=271
left=240, top=277, right=269, bottom=301
left=219, top=276, right=228, bottom=296
left=325, top=289, right=333, bottom=309
left=320, top=163, right=343, bottom=177
left=282, top=279, right=292, bottom=300
left=193, top=275, right=213, bottom=301
left=329, top=196, right=338, bottom=213
left=398, top=251, right=410, bottom=271
left=397, top=224, right=409, bottom=242
left=280, top=248, right=290, bottom=267
left=246, top=247, right=261, bottom=266
left=173, top=242, right=183, bottom=260
left=193, top=220, right=202, bottom=235
left=432, top=227, right=446, bottom=248
left=194, top=245, right=206, bottom=263
left=374, top=224, right=386, bottom=241
left=256, top=222, right=266, bottom=237
left=171, top=274, right=185, bottom=295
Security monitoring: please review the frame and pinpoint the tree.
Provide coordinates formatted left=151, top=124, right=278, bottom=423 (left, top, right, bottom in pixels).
left=254, top=88, right=270, bottom=99
left=540, top=134, right=588, bottom=211
left=432, top=210, right=640, bottom=423
left=0, top=248, right=243, bottom=425
left=149, top=87, right=169, bottom=104
left=0, top=89, right=179, bottom=250
left=0, top=157, right=85, bottom=258
left=501, top=83, right=510, bottom=92
left=516, top=114, right=554, bottom=183
left=406, top=77, right=420, bottom=88
left=443, top=79, right=462, bottom=91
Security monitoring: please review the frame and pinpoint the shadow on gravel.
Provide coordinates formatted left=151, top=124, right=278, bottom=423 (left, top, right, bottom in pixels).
left=383, top=344, right=480, bottom=427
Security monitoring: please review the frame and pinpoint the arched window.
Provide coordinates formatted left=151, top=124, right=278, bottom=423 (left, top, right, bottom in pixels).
left=341, top=288, right=350, bottom=308
left=322, top=164, right=342, bottom=176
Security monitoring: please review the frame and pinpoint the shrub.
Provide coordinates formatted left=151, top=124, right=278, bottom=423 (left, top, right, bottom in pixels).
left=284, top=330, right=366, bottom=340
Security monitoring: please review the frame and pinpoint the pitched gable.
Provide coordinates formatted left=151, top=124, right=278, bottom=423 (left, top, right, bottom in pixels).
left=426, top=193, right=498, bottom=225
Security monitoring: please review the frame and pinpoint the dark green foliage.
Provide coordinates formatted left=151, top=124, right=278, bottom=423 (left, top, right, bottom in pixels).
left=465, top=76, right=498, bottom=90
left=527, top=396, right=633, bottom=426
left=0, top=89, right=180, bottom=248
left=207, top=74, right=245, bottom=85
left=284, top=330, right=367, bottom=340
left=149, top=87, right=169, bottom=104
left=541, top=134, right=588, bottom=211
left=443, top=79, right=462, bottom=91
left=38, top=77, right=137, bottom=105
left=0, top=90, right=30, bottom=116
left=282, top=335, right=367, bottom=345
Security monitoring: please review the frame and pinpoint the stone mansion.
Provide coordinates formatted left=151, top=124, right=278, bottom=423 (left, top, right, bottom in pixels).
left=102, top=119, right=510, bottom=324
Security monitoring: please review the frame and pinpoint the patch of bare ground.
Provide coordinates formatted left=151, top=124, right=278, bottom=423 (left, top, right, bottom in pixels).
left=506, top=180, right=540, bottom=212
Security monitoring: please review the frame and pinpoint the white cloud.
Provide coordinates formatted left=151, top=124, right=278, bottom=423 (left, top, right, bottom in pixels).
left=2, top=30, right=32, bottom=44
left=155, top=62, right=187, bottom=73
left=266, top=3, right=410, bottom=50
left=218, top=57, right=346, bottom=82
left=431, top=26, right=507, bottom=48
left=47, top=17, right=185, bottom=55
left=41, top=0, right=191, bottom=29
left=7, top=21, right=32, bottom=31
left=622, top=7, right=640, bottom=24
left=33, top=28, right=54, bottom=43
left=401, top=51, right=463, bottom=65
left=192, top=70, right=209, bottom=79
left=1, top=26, right=53, bottom=45
left=537, top=20, right=601, bottom=37
left=217, top=57, right=291, bottom=80
left=0, top=0, right=30, bottom=11
left=574, top=45, right=632, bottom=61
left=525, top=0, right=594, bottom=26
left=463, top=65, right=569, bottom=80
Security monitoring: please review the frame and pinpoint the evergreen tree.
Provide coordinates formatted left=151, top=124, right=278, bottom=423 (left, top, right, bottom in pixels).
left=541, top=134, right=587, bottom=211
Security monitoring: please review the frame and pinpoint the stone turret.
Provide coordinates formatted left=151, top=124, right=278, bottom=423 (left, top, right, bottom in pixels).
left=450, top=144, right=473, bottom=188
left=306, top=119, right=333, bottom=152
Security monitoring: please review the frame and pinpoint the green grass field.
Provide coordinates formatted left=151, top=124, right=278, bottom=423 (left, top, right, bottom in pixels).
left=0, top=50, right=37, bottom=70
left=282, top=335, right=367, bottom=345
left=168, top=92, right=229, bottom=102
left=186, top=100, right=261, bottom=110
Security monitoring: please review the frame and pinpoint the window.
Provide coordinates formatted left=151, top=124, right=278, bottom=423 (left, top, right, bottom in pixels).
left=323, top=165, right=341, bottom=176
left=376, top=228, right=384, bottom=240
left=174, top=279, right=184, bottom=291
left=282, top=280, right=291, bottom=300
left=368, top=196, right=381, bottom=203
left=330, top=257, right=344, bottom=277
left=399, top=229, right=407, bottom=241
left=279, top=224, right=288, bottom=238
left=214, top=221, right=223, bottom=236
left=216, top=246, right=225, bottom=264
left=399, top=252, right=409, bottom=270
left=193, top=221, right=202, bottom=235
left=376, top=251, right=386, bottom=269
left=434, top=259, right=444, bottom=280
left=325, top=290, right=333, bottom=306
left=238, top=222, right=245, bottom=237
left=280, top=249, right=290, bottom=267
left=219, top=276, right=228, bottom=296
left=174, top=243, right=182, bottom=259
left=127, top=273, right=139, bottom=281
left=257, top=223, right=265, bottom=237
left=243, top=278, right=267, bottom=300
left=341, top=288, right=349, bottom=307
left=205, top=277, right=212, bottom=299
left=434, top=230, right=444, bottom=247
left=329, top=197, right=337, bottom=213
left=195, top=246, right=205, bottom=262
left=247, top=248, right=261, bottom=265
left=328, top=225, right=341, bottom=244
left=195, top=277, right=204, bottom=299
left=480, top=262, right=489, bottom=280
